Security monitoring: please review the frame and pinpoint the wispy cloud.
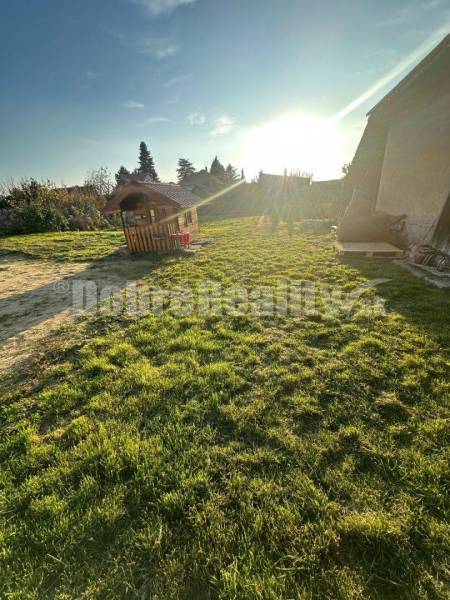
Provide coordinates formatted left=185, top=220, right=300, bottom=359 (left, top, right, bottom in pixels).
left=81, top=137, right=101, bottom=148
left=85, top=70, right=99, bottom=78
left=131, top=0, right=197, bottom=17
left=122, top=100, right=146, bottom=109
left=164, top=73, right=192, bottom=88
left=103, top=28, right=180, bottom=59
left=377, top=0, right=446, bottom=26
left=138, top=38, right=180, bottom=58
left=210, top=115, right=234, bottom=136
left=144, top=116, right=171, bottom=124
left=187, top=111, right=206, bottom=125
left=422, top=0, right=444, bottom=9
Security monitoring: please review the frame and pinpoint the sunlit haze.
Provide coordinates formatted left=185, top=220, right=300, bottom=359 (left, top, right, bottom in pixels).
left=242, top=114, right=342, bottom=180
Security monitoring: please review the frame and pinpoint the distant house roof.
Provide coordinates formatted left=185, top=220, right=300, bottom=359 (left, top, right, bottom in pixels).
left=311, top=179, right=342, bottom=191
left=259, top=173, right=311, bottom=200
left=103, top=180, right=202, bottom=214
left=368, top=33, right=450, bottom=117
left=180, top=171, right=222, bottom=197
left=54, top=185, right=92, bottom=195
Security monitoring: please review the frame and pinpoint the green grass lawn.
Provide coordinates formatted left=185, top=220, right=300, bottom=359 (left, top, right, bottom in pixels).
left=1, top=218, right=449, bottom=599
left=0, top=230, right=125, bottom=262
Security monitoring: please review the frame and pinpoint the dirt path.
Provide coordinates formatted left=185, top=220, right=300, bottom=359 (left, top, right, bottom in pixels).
left=0, top=254, right=160, bottom=373
left=0, top=256, right=90, bottom=372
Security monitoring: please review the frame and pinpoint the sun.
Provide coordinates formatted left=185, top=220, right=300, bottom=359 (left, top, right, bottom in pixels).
left=241, top=113, right=343, bottom=181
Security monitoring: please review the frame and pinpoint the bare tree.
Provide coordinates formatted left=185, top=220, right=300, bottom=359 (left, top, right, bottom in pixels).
left=84, top=167, right=114, bottom=197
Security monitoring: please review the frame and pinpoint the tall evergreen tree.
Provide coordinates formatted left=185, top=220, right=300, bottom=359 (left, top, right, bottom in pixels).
left=137, top=141, right=159, bottom=181
left=241, top=168, right=245, bottom=180
left=210, top=156, right=226, bottom=181
left=115, top=166, right=131, bottom=186
left=177, top=158, right=196, bottom=182
left=225, top=164, right=239, bottom=183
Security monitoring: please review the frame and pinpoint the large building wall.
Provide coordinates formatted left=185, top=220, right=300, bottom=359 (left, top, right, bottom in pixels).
left=376, top=92, right=450, bottom=244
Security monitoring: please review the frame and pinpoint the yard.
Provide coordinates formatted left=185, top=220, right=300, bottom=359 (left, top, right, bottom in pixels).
left=1, top=218, right=449, bottom=599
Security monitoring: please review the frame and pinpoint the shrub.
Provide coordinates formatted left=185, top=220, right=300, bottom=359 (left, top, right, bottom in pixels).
left=1, top=179, right=110, bottom=235
left=10, top=193, right=69, bottom=233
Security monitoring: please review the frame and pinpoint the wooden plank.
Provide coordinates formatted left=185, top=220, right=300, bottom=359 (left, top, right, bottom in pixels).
left=143, top=225, right=153, bottom=253
left=168, top=221, right=175, bottom=250
left=132, top=229, right=138, bottom=254
left=134, top=228, right=141, bottom=253
left=162, top=224, right=169, bottom=252
left=335, top=241, right=403, bottom=258
left=155, top=225, right=162, bottom=253
left=133, top=229, right=140, bottom=253
left=132, top=228, right=138, bottom=253
left=137, top=227, right=146, bottom=252
left=123, top=227, right=130, bottom=253
left=126, top=227, right=136, bottom=254
left=149, top=226, right=156, bottom=253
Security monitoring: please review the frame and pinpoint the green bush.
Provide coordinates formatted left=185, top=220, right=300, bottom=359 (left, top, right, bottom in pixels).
left=1, top=180, right=110, bottom=235
left=11, top=194, right=69, bottom=233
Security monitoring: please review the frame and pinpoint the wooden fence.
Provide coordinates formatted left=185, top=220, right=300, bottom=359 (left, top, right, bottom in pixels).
left=123, top=220, right=179, bottom=254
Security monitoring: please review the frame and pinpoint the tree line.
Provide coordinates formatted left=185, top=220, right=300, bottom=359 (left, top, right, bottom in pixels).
left=115, top=142, right=244, bottom=186
left=0, top=141, right=246, bottom=235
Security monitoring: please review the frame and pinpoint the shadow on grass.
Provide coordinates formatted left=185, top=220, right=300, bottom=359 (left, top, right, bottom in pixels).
left=0, top=249, right=197, bottom=346
left=339, top=256, right=450, bottom=349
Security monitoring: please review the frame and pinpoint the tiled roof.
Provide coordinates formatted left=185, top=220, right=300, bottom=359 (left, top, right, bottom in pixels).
left=144, top=182, right=202, bottom=208
left=103, top=181, right=202, bottom=214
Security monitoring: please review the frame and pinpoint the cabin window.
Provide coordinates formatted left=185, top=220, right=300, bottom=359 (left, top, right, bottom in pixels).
left=149, top=209, right=156, bottom=224
left=184, top=210, right=193, bottom=227
left=123, top=212, right=145, bottom=226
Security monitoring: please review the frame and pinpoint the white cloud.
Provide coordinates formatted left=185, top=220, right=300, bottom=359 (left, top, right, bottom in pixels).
left=164, top=73, right=192, bottom=88
left=122, top=100, right=146, bottom=108
left=144, top=116, right=171, bottom=123
left=138, top=38, right=180, bottom=58
left=210, top=115, right=234, bottom=136
left=377, top=6, right=415, bottom=27
left=86, top=70, right=98, bottom=78
left=187, top=111, right=206, bottom=125
left=131, top=0, right=197, bottom=17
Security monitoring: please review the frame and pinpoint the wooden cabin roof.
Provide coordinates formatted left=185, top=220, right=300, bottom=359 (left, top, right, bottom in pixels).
left=103, top=181, right=202, bottom=214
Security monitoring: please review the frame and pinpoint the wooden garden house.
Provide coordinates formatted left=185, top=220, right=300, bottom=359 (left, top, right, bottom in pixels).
left=103, top=178, right=201, bottom=254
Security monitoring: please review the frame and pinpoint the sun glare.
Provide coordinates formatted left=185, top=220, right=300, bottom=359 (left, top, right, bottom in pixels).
left=241, top=113, right=344, bottom=181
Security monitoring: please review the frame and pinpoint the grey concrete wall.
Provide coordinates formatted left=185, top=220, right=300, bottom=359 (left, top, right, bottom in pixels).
left=376, top=92, right=450, bottom=244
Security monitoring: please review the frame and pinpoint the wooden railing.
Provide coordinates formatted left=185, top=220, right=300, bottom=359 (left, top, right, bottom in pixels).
left=123, top=220, right=179, bottom=254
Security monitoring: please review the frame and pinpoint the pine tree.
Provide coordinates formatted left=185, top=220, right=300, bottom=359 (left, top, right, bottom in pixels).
left=137, top=141, right=159, bottom=181
left=177, top=158, right=196, bottom=182
left=241, top=168, right=245, bottom=180
left=225, top=164, right=239, bottom=183
left=115, top=166, right=131, bottom=185
left=210, top=156, right=226, bottom=181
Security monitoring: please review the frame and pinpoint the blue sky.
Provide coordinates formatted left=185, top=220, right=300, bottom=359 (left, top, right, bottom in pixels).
left=0, top=0, right=448, bottom=184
